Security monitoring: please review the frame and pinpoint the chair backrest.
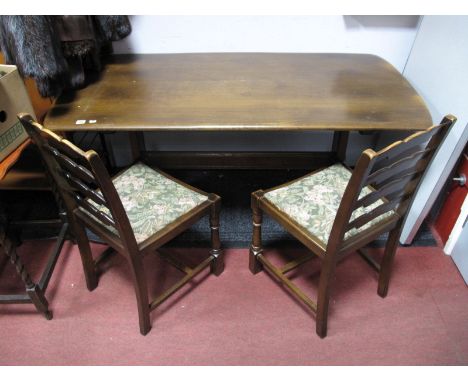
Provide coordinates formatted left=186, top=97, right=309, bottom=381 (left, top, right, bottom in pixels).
left=328, top=115, right=457, bottom=255
left=17, top=113, right=137, bottom=252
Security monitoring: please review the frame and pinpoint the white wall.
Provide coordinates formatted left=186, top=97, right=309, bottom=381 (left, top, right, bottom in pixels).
left=109, top=15, right=421, bottom=163
left=400, top=15, right=468, bottom=244
left=114, top=16, right=419, bottom=72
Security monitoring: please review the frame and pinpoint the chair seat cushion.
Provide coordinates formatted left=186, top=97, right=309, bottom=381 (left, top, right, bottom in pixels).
left=86, top=163, right=208, bottom=244
left=264, top=164, right=395, bottom=246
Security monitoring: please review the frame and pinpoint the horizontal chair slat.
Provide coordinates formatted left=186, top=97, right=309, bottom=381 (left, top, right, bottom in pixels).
left=45, top=134, right=87, bottom=162
left=43, top=143, right=96, bottom=185
left=257, top=254, right=318, bottom=313
left=374, top=126, right=440, bottom=167
left=355, top=175, right=420, bottom=209
left=370, top=167, right=426, bottom=192
left=347, top=193, right=411, bottom=232
left=74, top=194, right=116, bottom=228
left=62, top=171, right=107, bottom=206
left=366, top=149, right=432, bottom=186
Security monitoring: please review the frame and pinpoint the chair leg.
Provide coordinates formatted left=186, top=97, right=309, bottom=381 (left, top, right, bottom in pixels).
left=128, top=254, right=151, bottom=335
left=1, top=233, right=53, bottom=319
left=71, top=219, right=98, bottom=291
left=209, top=199, right=224, bottom=276
left=378, top=226, right=401, bottom=298
left=316, top=256, right=337, bottom=338
left=27, top=284, right=53, bottom=320
left=249, top=192, right=264, bottom=274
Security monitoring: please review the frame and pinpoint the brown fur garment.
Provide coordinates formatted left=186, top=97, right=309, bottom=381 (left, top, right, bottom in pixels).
left=0, top=15, right=69, bottom=97
left=0, top=15, right=132, bottom=98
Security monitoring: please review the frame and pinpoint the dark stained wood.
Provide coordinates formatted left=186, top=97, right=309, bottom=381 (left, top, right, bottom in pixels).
left=0, top=208, right=68, bottom=319
left=0, top=131, right=69, bottom=319
left=374, top=126, right=441, bottom=166
left=365, top=151, right=433, bottom=186
left=61, top=172, right=105, bottom=205
left=373, top=144, right=435, bottom=172
left=73, top=194, right=116, bottom=228
left=158, top=249, right=193, bottom=274
left=348, top=196, right=409, bottom=231
left=337, top=217, right=400, bottom=257
left=143, top=151, right=335, bottom=170
left=209, top=195, right=224, bottom=275
left=249, top=191, right=264, bottom=274
left=44, top=53, right=432, bottom=133
left=18, top=120, right=119, bottom=234
left=42, top=53, right=432, bottom=169
left=128, top=132, right=143, bottom=163
left=332, top=131, right=350, bottom=162
left=357, top=248, right=381, bottom=273
left=280, top=253, right=316, bottom=275
left=43, top=144, right=96, bottom=184
left=249, top=115, right=457, bottom=338
left=149, top=255, right=214, bottom=311
left=257, top=253, right=318, bottom=313
left=18, top=114, right=225, bottom=336
left=354, top=176, right=420, bottom=209
left=377, top=226, right=402, bottom=297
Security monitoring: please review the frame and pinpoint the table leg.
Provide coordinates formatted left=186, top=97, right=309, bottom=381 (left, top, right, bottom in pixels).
left=97, top=132, right=116, bottom=169
left=129, top=132, right=145, bottom=163
left=332, top=131, right=349, bottom=163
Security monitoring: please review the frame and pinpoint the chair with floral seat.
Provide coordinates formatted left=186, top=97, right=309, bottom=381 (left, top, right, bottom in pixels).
left=249, top=115, right=456, bottom=338
left=18, top=113, right=224, bottom=335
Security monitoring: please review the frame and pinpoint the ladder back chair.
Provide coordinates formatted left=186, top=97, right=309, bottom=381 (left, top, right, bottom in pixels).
left=249, top=115, right=456, bottom=338
left=18, top=113, right=224, bottom=335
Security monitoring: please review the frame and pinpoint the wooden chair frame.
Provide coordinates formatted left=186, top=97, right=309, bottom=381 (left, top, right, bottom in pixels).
left=18, top=113, right=224, bottom=335
left=0, top=145, right=70, bottom=319
left=249, top=115, right=457, bottom=338
left=0, top=208, right=67, bottom=319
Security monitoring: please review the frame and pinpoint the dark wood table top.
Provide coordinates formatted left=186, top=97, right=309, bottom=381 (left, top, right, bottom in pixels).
left=44, top=53, right=432, bottom=132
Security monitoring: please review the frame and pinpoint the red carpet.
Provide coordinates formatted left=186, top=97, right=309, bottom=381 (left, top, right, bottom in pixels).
left=0, top=240, right=467, bottom=365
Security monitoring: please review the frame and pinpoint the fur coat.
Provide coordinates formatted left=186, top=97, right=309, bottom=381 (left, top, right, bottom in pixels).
left=0, top=16, right=131, bottom=98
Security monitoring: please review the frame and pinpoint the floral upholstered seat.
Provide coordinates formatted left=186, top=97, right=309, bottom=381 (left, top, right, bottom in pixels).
left=86, top=163, right=208, bottom=243
left=264, top=163, right=395, bottom=246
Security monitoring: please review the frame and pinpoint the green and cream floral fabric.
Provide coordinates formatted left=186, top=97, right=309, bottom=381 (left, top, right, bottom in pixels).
left=85, top=162, right=208, bottom=244
left=264, top=164, right=395, bottom=246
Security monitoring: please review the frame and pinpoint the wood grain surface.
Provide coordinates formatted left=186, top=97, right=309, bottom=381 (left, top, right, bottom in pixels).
left=44, top=53, right=432, bottom=132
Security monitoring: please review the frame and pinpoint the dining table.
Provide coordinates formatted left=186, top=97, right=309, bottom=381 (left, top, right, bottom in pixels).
left=43, top=53, right=432, bottom=169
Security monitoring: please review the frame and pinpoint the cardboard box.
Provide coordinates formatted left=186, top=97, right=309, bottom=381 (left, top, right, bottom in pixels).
left=0, top=65, right=36, bottom=162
